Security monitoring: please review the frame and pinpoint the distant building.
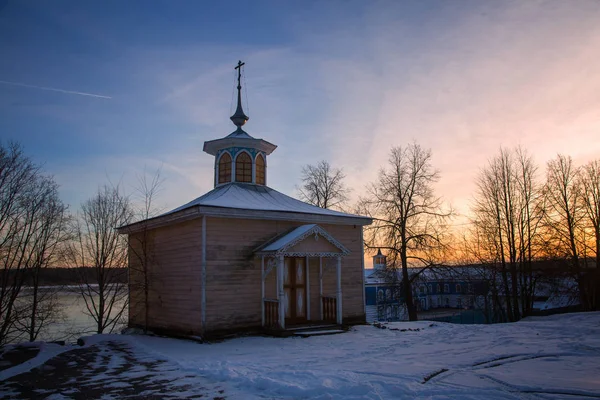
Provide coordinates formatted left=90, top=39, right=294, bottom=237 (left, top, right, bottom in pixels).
left=364, top=250, right=488, bottom=322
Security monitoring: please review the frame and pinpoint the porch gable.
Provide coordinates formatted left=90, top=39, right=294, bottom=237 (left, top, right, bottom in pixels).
left=255, top=224, right=350, bottom=257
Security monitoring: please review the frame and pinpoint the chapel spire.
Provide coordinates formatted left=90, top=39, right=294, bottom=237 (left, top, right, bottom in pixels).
left=230, top=60, right=249, bottom=129
left=203, top=61, right=277, bottom=188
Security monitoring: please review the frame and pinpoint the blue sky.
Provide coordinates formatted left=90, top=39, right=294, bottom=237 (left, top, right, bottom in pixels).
left=1, top=0, right=600, bottom=219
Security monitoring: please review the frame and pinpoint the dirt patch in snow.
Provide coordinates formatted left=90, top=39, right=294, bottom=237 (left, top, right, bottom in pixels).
left=0, top=341, right=226, bottom=399
left=0, top=345, right=40, bottom=372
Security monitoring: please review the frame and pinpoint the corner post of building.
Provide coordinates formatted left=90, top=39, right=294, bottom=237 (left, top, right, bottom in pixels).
left=201, top=215, right=207, bottom=334
left=319, top=257, right=323, bottom=320
left=360, top=228, right=366, bottom=318
left=305, top=255, right=310, bottom=321
left=261, top=255, right=265, bottom=327
left=336, top=255, right=342, bottom=325
left=277, top=255, right=285, bottom=329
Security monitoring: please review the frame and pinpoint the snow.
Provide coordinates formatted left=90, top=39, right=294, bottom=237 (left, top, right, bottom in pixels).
left=3, top=313, right=599, bottom=399
left=132, top=313, right=600, bottom=399
left=164, top=183, right=370, bottom=221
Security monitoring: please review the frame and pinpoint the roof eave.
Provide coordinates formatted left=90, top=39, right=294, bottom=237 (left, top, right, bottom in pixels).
left=195, top=206, right=373, bottom=225
left=203, top=137, right=277, bottom=156
left=117, top=205, right=372, bottom=234
left=116, top=207, right=201, bottom=234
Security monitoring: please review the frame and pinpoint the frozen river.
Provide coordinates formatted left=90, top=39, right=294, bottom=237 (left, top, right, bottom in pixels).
left=27, top=288, right=127, bottom=343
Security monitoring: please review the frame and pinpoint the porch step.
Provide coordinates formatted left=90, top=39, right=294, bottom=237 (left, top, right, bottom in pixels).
left=294, top=329, right=345, bottom=337
left=286, top=324, right=339, bottom=333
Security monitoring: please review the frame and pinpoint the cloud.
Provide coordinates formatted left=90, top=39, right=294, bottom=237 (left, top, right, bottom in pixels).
left=51, top=150, right=212, bottom=216
left=49, top=0, right=600, bottom=221
left=305, top=0, right=600, bottom=215
left=0, top=80, right=112, bottom=99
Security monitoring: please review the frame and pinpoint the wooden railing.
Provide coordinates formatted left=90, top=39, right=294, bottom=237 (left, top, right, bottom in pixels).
left=322, top=296, right=337, bottom=323
left=264, top=299, right=279, bottom=328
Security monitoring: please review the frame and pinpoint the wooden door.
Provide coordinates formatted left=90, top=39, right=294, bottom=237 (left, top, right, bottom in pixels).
left=283, top=257, right=307, bottom=325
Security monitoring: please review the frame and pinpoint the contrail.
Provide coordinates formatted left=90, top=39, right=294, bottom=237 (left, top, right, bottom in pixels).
left=0, top=80, right=112, bottom=99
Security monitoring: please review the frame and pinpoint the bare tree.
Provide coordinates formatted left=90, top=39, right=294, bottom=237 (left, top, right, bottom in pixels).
left=579, top=159, right=600, bottom=309
left=471, top=147, right=545, bottom=321
left=543, top=154, right=590, bottom=308
left=297, top=160, right=350, bottom=210
left=128, top=168, right=164, bottom=333
left=69, top=185, right=133, bottom=334
left=359, top=143, right=452, bottom=321
left=514, top=148, right=544, bottom=317
left=0, top=143, right=39, bottom=344
left=16, top=176, right=69, bottom=342
left=0, top=143, right=68, bottom=344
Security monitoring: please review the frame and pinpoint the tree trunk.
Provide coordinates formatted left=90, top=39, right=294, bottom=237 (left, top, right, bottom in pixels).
left=596, top=227, right=600, bottom=310
left=510, top=261, right=520, bottom=320
left=401, top=246, right=417, bottom=321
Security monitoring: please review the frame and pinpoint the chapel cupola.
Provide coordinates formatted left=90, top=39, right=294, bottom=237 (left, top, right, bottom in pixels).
left=373, top=249, right=387, bottom=271
left=203, top=61, right=277, bottom=188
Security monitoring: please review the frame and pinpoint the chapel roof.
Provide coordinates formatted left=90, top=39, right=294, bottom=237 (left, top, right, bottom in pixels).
left=118, top=61, right=372, bottom=234
left=164, top=182, right=369, bottom=221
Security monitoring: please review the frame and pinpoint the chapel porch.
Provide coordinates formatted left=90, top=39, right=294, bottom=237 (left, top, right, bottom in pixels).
left=256, top=224, right=350, bottom=332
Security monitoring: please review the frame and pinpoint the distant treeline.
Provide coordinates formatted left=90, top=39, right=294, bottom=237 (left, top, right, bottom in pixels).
left=19, top=267, right=128, bottom=286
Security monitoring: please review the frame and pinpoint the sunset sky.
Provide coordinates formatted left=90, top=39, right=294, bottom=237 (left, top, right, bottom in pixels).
left=1, top=0, right=600, bottom=226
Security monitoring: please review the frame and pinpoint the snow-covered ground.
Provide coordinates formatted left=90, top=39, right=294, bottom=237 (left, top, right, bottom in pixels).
left=2, top=312, right=600, bottom=399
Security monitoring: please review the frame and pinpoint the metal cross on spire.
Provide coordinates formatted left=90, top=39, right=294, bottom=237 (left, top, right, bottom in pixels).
left=235, top=60, right=245, bottom=90
left=230, top=60, right=249, bottom=129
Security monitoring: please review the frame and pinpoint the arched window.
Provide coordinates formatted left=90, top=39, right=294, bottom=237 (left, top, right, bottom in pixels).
left=456, top=284, right=462, bottom=293
left=255, top=154, right=265, bottom=185
left=235, top=152, right=252, bottom=183
left=218, top=153, right=232, bottom=184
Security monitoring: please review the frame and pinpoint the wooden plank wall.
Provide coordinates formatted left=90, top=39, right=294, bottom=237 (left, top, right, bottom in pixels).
left=128, top=220, right=202, bottom=334
left=320, top=223, right=366, bottom=322
left=205, top=218, right=366, bottom=332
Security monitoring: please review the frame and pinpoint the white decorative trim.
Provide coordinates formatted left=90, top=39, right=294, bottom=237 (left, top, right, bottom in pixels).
left=203, top=137, right=277, bottom=156
left=256, top=225, right=350, bottom=257
left=262, top=257, right=277, bottom=279
left=280, top=251, right=344, bottom=258
left=283, top=225, right=349, bottom=255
